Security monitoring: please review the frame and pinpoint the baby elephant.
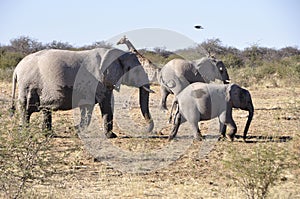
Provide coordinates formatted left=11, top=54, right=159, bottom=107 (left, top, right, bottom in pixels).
left=168, top=82, right=254, bottom=141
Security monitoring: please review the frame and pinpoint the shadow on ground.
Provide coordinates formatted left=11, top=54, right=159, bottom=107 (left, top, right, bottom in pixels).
left=235, top=135, right=293, bottom=143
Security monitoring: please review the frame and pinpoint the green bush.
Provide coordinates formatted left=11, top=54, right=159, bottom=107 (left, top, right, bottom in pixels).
left=221, top=53, right=244, bottom=68
left=227, top=67, right=256, bottom=87
left=0, top=67, right=14, bottom=82
left=0, top=51, right=24, bottom=69
left=295, top=62, right=300, bottom=75
left=223, top=143, right=295, bottom=199
left=141, top=51, right=166, bottom=66
left=227, top=56, right=300, bottom=87
left=0, top=109, right=55, bottom=198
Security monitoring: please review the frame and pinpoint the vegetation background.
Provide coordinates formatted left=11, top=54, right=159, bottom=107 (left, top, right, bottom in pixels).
left=1, top=36, right=300, bottom=86
left=0, top=36, right=299, bottom=199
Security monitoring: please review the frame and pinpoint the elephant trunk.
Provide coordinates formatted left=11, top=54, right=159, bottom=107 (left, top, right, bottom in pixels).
left=243, top=102, right=254, bottom=141
left=139, top=84, right=154, bottom=133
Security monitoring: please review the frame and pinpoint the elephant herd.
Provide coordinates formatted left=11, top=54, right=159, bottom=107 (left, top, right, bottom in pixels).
left=10, top=46, right=254, bottom=142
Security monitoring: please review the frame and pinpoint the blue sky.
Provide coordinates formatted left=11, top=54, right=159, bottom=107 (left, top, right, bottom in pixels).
left=0, top=0, right=299, bottom=50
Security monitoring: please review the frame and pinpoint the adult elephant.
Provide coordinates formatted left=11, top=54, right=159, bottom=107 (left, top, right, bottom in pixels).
left=10, top=48, right=154, bottom=138
left=159, top=57, right=230, bottom=110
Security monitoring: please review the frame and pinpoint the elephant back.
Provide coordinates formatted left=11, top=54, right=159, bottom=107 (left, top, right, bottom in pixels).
left=194, top=57, right=223, bottom=83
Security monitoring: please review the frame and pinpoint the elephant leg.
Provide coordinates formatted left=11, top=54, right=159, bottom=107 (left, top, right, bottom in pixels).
left=160, top=85, right=170, bottom=110
left=226, top=121, right=237, bottom=141
left=19, top=107, right=33, bottom=130
left=79, top=104, right=93, bottom=129
left=19, top=95, right=31, bottom=128
left=218, top=112, right=227, bottom=140
left=219, top=123, right=227, bottom=139
left=191, top=121, right=202, bottom=141
left=21, top=109, right=31, bottom=128
left=168, top=111, right=181, bottom=140
left=182, top=107, right=202, bottom=140
left=99, top=91, right=117, bottom=138
left=42, top=108, right=52, bottom=131
left=21, top=89, right=39, bottom=128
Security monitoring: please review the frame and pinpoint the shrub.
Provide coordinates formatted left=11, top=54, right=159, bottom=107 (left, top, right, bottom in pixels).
left=0, top=110, right=55, bottom=198
left=0, top=51, right=24, bottom=69
left=227, top=67, right=256, bottom=87
left=0, top=67, right=14, bottom=82
left=227, top=55, right=300, bottom=87
left=223, top=143, right=295, bottom=199
left=141, top=50, right=166, bottom=66
left=221, top=53, right=244, bottom=68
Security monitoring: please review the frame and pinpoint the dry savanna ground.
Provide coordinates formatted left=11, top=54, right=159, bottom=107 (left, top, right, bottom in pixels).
left=0, top=80, right=299, bottom=199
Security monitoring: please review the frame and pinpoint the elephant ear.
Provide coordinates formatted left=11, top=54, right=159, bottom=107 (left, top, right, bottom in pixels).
left=239, top=89, right=251, bottom=110
left=100, top=48, right=126, bottom=76
left=239, top=89, right=246, bottom=103
left=195, top=57, right=221, bottom=83
left=99, top=48, right=128, bottom=89
left=83, top=50, right=104, bottom=82
left=227, top=84, right=243, bottom=108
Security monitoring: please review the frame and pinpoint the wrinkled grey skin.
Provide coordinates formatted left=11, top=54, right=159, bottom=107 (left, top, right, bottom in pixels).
left=159, top=57, right=230, bottom=110
left=10, top=48, right=154, bottom=138
left=168, top=82, right=254, bottom=141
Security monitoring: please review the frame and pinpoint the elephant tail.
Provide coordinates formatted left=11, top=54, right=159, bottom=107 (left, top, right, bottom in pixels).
left=10, top=70, right=17, bottom=117
left=158, top=71, right=164, bottom=86
left=168, top=99, right=179, bottom=124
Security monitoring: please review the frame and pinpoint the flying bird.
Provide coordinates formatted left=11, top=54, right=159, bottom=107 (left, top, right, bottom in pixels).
left=194, top=25, right=204, bottom=29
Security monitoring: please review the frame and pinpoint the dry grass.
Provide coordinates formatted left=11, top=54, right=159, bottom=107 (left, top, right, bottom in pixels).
left=0, top=81, right=299, bottom=198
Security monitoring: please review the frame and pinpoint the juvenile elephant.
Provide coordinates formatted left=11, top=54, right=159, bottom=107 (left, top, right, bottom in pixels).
left=168, top=82, right=254, bottom=141
left=10, top=48, right=154, bottom=138
left=159, top=57, right=230, bottom=110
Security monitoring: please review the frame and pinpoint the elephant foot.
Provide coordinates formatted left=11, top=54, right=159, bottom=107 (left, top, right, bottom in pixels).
left=194, top=130, right=203, bottom=141
left=194, top=135, right=203, bottom=141
left=226, top=134, right=235, bottom=142
left=218, top=135, right=226, bottom=141
left=168, top=134, right=178, bottom=141
left=105, top=131, right=117, bottom=139
left=159, top=104, right=168, bottom=111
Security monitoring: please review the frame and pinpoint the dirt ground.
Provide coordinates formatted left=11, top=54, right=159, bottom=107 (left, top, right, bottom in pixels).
left=0, top=81, right=299, bottom=198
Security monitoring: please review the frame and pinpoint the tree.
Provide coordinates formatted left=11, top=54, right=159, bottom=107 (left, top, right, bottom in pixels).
left=153, top=47, right=173, bottom=58
left=46, top=40, right=73, bottom=50
left=10, top=36, right=44, bottom=55
left=81, top=41, right=112, bottom=50
left=200, top=38, right=226, bottom=56
left=280, top=46, right=300, bottom=57
left=242, top=45, right=264, bottom=67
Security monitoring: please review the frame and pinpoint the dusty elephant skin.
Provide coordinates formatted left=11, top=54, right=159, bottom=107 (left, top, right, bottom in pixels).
left=158, top=57, right=230, bottom=110
left=10, top=48, right=154, bottom=138
left=168, top=82, right=254, bottom=141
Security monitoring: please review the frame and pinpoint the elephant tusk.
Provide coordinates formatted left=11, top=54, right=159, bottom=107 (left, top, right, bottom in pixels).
left=225, top=80, right=231, bottom=83
left=142, top=86, right=155, bottom=93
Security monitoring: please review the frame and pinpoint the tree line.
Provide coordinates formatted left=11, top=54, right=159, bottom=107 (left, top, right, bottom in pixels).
left=0, top=36, right=299, bottom=70
left=0, top=36, right=113, bottom=69
left=175, top=38, right=300, bottom=68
